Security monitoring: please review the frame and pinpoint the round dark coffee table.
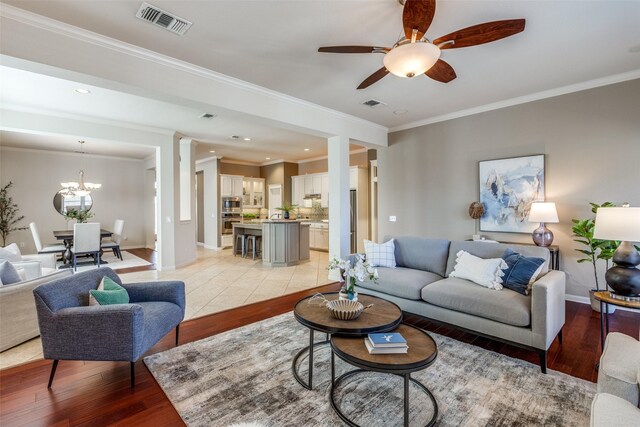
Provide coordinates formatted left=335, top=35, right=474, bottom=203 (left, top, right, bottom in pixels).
left=330, top=324, right=438, bottom=427
left=292, top=292, right=402, bottom=390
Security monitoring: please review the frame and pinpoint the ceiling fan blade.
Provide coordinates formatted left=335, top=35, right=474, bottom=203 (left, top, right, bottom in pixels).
left=433, top=19, right=526, bottom=49
left=403, top=0, right=436, bottom=40
left=425, top=59, right=457, bottom=83
left=357, top=67, right=389, bottom=90
left=318, top=46, right=388, bottom=54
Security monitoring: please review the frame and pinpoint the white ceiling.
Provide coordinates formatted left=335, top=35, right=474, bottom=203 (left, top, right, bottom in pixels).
left=3, top=0, right=640, bottom=130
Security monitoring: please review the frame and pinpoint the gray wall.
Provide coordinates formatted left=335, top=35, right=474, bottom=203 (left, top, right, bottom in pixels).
left=378, top=79, right=640, bottom=299
left=1, top=147, right=148, bottom=253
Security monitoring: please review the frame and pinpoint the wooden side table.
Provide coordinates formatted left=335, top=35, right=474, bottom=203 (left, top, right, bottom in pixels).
left=593, top=291, right=640, bottom=352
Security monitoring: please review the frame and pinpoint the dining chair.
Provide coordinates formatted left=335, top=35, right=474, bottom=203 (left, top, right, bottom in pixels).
left=73, top=222, right=101, bottom=271
left=101, top=219, right=124, bottom=260
left=29, top=222, right=66, bottom=255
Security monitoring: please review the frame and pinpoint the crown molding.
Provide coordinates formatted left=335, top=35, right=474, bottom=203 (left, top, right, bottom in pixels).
left=195, top=155, right=219, bottom=165
left=390, top=69, right=640, bottom=132
left=220, top=159, right=261, bottom=167
left=0, top=3, right=388, bottom=134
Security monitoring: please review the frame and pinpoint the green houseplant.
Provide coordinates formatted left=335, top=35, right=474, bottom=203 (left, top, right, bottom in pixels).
left=571, top=202, right=618, bottom=312
left=0, top=182, right=28, bottom=246
left=275, top=202, right=298, bottom=220
left=63, top=207, right=95, bottom=224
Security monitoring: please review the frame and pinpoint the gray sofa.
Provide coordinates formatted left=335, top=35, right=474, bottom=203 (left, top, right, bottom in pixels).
left=354, top=237, right=566, bottom=372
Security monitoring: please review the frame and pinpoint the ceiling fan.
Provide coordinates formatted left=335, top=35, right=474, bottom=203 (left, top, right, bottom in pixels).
left=318, top=0, right=525, bottom=89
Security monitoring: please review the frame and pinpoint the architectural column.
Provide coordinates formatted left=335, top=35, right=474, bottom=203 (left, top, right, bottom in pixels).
left=328, top=135, right=351, bottom=272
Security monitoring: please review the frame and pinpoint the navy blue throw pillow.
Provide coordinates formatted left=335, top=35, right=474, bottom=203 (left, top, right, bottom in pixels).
left=501, top=249, right=546, bottom=295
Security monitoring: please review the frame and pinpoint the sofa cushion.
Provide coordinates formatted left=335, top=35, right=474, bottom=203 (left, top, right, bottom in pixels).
left=0, top=261, right=23, bottom=286
left=597, top=332, right=640, bottom=407
left=590, top=393, right=640, bottom=427
left=421, top=277, right=531, bottom=327
left=358, top=267, right=442, bottom=300
left=445, top=241, right=550, bottom=277
left=449, top=250, right=507, bottom=290
left=502, top=249, right=546, bottom=295
left=0, top=243, right=22, bottom=263
left=384, top=236, right=450, bottom=276
left=364, top=239, right=396, bottom=268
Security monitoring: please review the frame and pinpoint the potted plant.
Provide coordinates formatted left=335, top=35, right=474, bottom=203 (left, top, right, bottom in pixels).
left=0, top=182, right=28, bottom=246
left=572, top=202, right=618, bottom=313
left=328, top=254, right=378, bottom=301
left=275, top=202, right=298, bottom=220
left=63, top=208, right=95, bottom=224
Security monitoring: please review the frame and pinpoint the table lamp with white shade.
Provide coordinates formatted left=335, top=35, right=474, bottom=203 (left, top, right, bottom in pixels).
left=593, top=205, right=640, bottom=300
left=528, top=202, right=559, bottom=247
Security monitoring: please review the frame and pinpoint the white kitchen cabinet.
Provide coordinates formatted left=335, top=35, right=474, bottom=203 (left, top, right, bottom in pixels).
left=320, top=174, right=329, bottom=207
left=292, top=176, right=305, bottom=207
left=242, top=177, right=265, bottom=208
left=221, top=175, right=244, bottom=197
left=308, top=223, right=329, bottom=251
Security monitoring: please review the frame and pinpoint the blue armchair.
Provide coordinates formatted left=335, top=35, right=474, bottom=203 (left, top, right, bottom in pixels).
left=33, top=268, right=185, bottom=388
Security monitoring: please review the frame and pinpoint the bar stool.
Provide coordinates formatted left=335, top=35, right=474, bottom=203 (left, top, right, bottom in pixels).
left=234, top=234, right=247, bottom=257
left=245, top=235, right=262, bottom=260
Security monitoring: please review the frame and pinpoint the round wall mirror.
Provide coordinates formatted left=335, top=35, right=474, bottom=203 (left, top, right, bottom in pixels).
left=53, top=192, right=93, bottom=216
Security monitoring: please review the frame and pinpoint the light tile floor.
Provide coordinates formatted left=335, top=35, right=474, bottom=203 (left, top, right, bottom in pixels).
left=0, top=248, right=331, bottom=370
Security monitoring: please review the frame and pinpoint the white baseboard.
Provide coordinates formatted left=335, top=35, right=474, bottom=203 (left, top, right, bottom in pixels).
left=565, top=294, right=637, bottom=313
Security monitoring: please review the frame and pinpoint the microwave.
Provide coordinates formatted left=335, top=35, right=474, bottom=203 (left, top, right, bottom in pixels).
left=222, top=197, right=242, bottom=212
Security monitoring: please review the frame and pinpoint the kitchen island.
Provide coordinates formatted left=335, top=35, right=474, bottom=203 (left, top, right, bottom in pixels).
left=232, top=220, right=310, bottom=267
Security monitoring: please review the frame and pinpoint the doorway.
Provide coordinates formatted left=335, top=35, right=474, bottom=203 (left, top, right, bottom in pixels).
left=268, top=184, right=282, bottom=219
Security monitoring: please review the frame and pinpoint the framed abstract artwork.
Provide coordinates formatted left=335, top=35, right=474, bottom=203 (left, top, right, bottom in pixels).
left=479, top=154, right=545, bottom=233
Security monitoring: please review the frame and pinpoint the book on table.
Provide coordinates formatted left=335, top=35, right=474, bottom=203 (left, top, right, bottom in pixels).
left=364, top=338, right=408, bottom=354
left=365, top=332, right=408, bottom=354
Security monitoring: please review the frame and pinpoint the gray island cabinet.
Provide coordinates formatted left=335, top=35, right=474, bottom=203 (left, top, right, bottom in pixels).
left=263, top=220, right=310, bottom=267
left=233, top=220, right=310, bottom=267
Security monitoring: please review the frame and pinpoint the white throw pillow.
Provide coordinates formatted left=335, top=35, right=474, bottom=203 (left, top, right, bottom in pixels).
left=364, top=239, right=396, bottom=268
left=449, top=250, right=507, bottom=290
left=88, top=276, right=106, bottom=306
left=0, top=243, right=22, bottom=263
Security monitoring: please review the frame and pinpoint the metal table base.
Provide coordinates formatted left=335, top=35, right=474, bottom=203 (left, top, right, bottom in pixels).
left=291, top=329, right=330, bottom=390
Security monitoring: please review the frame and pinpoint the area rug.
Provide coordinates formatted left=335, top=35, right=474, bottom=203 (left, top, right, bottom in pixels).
left=144, top=313, right=595, bottom=427
left=56, top=251, right=152, bottom=272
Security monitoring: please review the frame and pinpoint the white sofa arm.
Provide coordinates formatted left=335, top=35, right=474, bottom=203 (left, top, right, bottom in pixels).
left=531, top=270, right=566, bottom=350
left=21, top=253, right=56, bottom=270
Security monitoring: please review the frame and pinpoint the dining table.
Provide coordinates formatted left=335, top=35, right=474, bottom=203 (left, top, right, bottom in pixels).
left=53, top=229, right=113, bottom=267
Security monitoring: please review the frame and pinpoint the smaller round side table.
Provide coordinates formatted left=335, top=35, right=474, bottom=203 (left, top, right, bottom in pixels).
left=593, top=291, right=640, bottom=352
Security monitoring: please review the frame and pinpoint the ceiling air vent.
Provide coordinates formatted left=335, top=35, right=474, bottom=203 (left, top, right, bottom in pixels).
left=136, top=2, right=192, bottom=36
left=362, top=99, right=387, bottom=108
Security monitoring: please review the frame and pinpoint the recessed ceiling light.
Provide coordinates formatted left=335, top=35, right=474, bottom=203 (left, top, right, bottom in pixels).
left=243, top=137, right=251, bottom=141
left=304, top=148, right=310, bottom=151
left=393, top=109, right=408, bottom=115
left=209, top=150, right=216, bottom=153
left=75, top=88, right=91, bottom=94
left=265, top=157, right=271, bottom=160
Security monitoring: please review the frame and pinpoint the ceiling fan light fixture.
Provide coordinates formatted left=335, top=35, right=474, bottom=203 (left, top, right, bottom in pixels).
left=383, top=42, right=440, bottom=78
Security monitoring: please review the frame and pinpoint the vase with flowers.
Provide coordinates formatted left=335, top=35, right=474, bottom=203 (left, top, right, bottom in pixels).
left=328, top=254, right=378, bottom=302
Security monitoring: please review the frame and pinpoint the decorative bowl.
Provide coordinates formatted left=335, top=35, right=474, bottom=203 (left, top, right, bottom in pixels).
left=327, top=299, right=364, bottom=321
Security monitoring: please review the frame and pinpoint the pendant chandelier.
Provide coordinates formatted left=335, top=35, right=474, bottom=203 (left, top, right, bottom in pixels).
left=59, top=141, right=101, bottom=197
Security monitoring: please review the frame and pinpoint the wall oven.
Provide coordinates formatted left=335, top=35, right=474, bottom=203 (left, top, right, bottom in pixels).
left=222, top=196, right=242, bottom=213
left=221, top=212, right=241, bottom=235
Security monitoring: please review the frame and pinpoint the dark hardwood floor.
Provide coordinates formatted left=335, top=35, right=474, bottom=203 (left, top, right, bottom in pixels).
left=1, top=272, right=638, bottom=426
left=112, top=248, right=157, bottom=275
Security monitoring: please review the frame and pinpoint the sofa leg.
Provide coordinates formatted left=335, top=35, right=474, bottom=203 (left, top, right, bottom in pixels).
left=130, top=362, right=136, bottom=388
left=539, top=350, right=547, bottom=374
left=175, top=324, right=180, bottom=346
left=47, top=360, right=59, bottom=389
left=558, top=328, right=563, bottom=345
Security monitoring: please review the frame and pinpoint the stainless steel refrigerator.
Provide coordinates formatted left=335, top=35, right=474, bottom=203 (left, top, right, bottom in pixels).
left=350, top=189, right=357, bottom=253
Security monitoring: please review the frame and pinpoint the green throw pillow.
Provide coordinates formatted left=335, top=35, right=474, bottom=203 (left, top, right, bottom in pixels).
left=89, top=276, right=129, bottom=305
